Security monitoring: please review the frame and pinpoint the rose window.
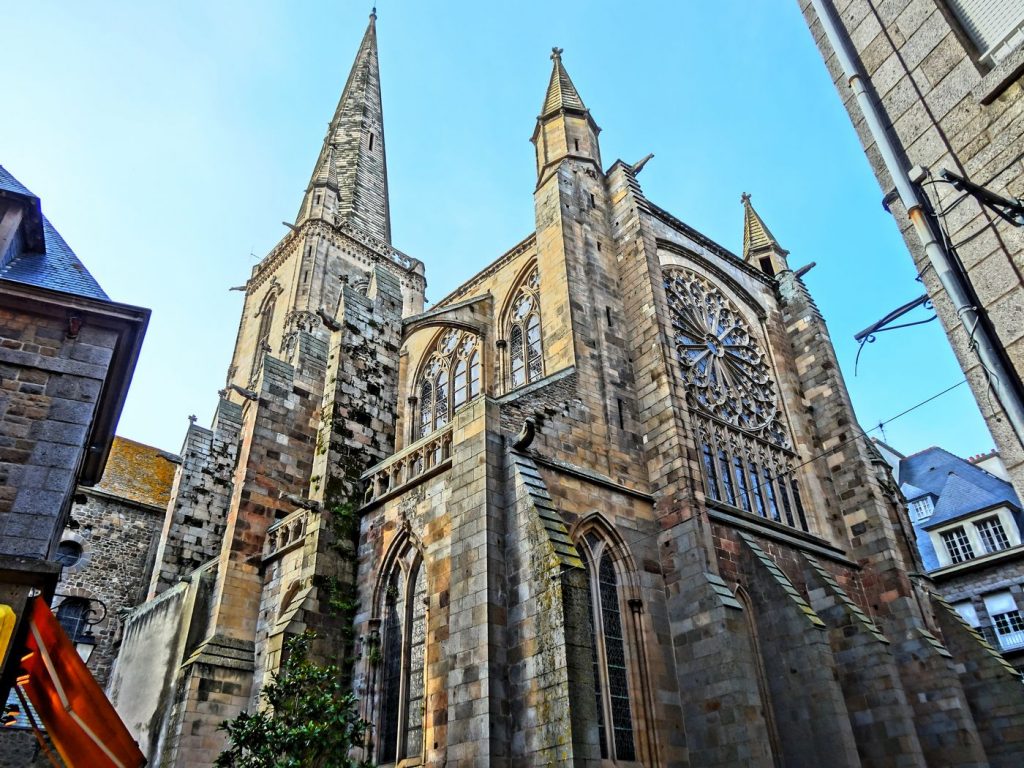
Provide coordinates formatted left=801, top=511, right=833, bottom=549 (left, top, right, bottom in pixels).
left=665, top=269, right=787, bottom=447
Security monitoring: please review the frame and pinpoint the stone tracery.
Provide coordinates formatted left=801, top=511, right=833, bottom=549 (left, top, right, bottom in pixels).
left=665, top=268, right=808, bottom=531
left=415, top=328, right=482, bottom=439
left=504, top=265, right=543, bottom=390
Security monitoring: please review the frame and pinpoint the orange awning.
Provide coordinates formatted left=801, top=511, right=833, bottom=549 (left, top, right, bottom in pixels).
left=17, top=597, right=146, bottom=768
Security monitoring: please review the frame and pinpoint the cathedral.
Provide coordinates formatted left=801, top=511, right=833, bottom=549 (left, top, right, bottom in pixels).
left=108, top=12, right=1024, bottom=767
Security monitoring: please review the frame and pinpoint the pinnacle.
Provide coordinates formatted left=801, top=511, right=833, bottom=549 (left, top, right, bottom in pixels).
left=741, top=193, right=785, bottom=261
left=541, top=47, right=587, bottom=116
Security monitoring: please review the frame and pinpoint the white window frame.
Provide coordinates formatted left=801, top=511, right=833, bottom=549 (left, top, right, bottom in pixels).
left=947, top=0, right=1024, bottom=66
left=929, top=505, right=1021, bottom=567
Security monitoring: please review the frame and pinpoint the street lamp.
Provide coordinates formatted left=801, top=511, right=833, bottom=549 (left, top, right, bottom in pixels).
left=53, top=594, right=106, bottom=667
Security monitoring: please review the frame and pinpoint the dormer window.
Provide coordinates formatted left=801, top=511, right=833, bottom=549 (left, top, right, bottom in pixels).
left=909, top=496, right=934, bottom=522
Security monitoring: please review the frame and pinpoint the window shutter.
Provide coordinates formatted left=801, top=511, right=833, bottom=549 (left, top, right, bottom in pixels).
left=948, top=0, right=1024, bottom=62
left=982, top=590, right=1018, bottom=616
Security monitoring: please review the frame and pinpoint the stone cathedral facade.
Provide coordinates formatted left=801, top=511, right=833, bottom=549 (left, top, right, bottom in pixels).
left=109, top=13, right=1024, bottom=768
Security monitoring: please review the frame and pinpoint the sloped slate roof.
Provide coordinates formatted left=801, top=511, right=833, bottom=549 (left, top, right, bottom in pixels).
left=924, top=473, right=1005, bottom=530
left=93, top=436, right=178, bottom=509
left=0, top=165, right=35, bottom=197
left=899, top=482, right=929, bottom=502
left=0, top=165, right=108, bottom=301
left=899, top=446, right=1023, bottom=571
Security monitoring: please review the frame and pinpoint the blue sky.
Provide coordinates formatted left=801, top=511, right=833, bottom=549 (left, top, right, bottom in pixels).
left=2, top=1, right=994, bottom=460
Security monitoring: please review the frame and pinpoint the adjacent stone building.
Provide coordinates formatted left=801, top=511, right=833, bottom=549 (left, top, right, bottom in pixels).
left=797, top=0, right=1024, bottom=502
left=109, top=13, right=1024, bottom=767
left=0, top=165, right=149, bottom=693
left=52, top=435, right=177, bottom=687
left=877, top=440, right=1024, bottom=671
left=0, top=166, right=149, bottom=766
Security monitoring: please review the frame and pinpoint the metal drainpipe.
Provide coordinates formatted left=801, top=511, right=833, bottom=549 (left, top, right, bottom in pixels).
left=809, top=0, right=1024, bottom=449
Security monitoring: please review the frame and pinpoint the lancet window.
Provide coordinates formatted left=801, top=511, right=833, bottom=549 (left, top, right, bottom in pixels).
left=578, top=531, right=637, bottom=762
left=376, top=547, right=428, bottom=764
left=250, top=291, right=277, bottom=379
left=664, top=268, right=808, bottom=532
left=505, top=266, right=543, bottom=390
left=416, top=329, right=481, bottom=439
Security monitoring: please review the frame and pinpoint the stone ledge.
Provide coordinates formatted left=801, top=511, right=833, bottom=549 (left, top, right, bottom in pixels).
left=973, top=45, right=1024, bottom=105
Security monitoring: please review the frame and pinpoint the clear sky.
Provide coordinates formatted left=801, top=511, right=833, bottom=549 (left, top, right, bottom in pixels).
left=2, top=1, right=995, bottom=461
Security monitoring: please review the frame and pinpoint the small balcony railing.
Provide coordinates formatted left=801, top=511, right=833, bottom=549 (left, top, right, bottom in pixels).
left=997, top=629, right=1024, bottom=652
left=361, top=422, right=453, bottom=506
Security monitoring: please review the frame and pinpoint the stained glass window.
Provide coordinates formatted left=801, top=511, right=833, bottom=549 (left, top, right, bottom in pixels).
left=376, top=550, right=428, bottom=764
left=404, top=565, right=427, bottom=759
left=579, top=533, right=637, bottom=762
left=378, top=568, right=404, bottom=764
left=414, top=329, right=481, bottom=439
left=251, top=292, right=276, bottom=379
left=505, top=266, right=543, bottom=390
left=664, top=269, right=785, bottom=446
left=665, top=268, right=811, bottom=534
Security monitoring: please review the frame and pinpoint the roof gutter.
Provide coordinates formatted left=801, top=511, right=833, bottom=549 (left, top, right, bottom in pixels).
left=808, top=0, right=1024, bottom=450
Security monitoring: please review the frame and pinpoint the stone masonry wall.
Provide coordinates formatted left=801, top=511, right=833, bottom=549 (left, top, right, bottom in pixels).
left=56, top=490, right=165, bottom=686
left=150, top=399, right=241, bottom=595
left=799, top=0, right=1024, bottom=499
left=0, top=306, right=117, bottom=558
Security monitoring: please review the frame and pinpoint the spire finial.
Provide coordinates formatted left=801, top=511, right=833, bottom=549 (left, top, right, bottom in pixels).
left=741, top=192, right=751, bottom=205
left=370, top=6, right=376, bottom=20
left=551, top=46, right=564, bottom=61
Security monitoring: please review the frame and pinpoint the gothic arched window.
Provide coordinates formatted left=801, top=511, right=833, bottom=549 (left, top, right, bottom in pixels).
left=415, top=329, right=481, bottom=439
left=251, top=291, right=277, bottom=379
left=505, top=266, right=543, bottom=390
left=665, top=268, right=809, bottom=532
left=578, top=531, right=637, bottom=762
left=376, top=547, right=428, bottom=764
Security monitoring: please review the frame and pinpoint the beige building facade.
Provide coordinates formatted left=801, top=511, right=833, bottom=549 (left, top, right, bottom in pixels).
left=108, top=12, right=1024, bottom=767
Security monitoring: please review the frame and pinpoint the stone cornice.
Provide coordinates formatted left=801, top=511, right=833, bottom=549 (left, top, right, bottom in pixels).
left=647, top=202, right=774, bottom=288
left=247, top=218, right=425, bottom=294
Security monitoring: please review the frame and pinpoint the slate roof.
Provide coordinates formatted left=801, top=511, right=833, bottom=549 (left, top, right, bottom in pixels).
left=0, top=165, right=108, bottom=301
left=899, top=482, right=929, bottom=501
left=93, top=436, right=178, bottom=509
left=898, top=446, right=1023, bottom=571
left=926, top=473, right=1005, bottom=530
left=0, top=165, right=34, bottom=197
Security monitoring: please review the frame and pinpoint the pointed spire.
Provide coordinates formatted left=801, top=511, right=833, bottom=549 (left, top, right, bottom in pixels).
left=741, top=193, right=785, bottom=258
left=297, top=10, right=391, bottom=243
left=542, top=47, right=587, bottom=116
left=532, top=47, right=601, bottom=182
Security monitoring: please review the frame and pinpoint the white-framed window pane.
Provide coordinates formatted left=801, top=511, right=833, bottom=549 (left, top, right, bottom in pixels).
left=983, top=590, right=1017, bottom=616
left=953, top=600, right=980, bottom=626
left=947, top=0, right=1024, bottom=63
left=910, top=497, right=934, bottom=522
left=941, top=526, right=976, bottom=563
left=975, top=516, right=1011, bottom=553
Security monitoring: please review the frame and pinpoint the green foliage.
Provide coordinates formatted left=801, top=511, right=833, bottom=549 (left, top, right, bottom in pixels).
left=215, top=632, right=372, bottom=768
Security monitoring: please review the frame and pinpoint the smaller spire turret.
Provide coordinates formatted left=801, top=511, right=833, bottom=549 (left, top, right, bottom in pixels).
left=531, top=47, right=601, bottom=183
left=542, top=47, right=587, bottom=117
left=741, top=193, right=789, bottom=276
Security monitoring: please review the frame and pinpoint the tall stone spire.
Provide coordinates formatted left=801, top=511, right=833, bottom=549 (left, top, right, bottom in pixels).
left=297, top=10, right=391, bottom=243
left=741, top=193, right=789, bottom=276
left=532, top=48, right=601, bottom=183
